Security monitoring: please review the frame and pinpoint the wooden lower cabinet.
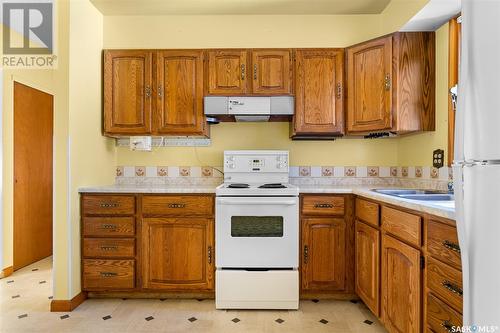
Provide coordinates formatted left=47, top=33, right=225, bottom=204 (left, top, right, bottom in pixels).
left=301, top=217, right=346, bottom=292
left=141, top=218, right=214, bottom=291
left=381, top=234, right=421, bottom=333
left=355, top=220, right=380, bottom=316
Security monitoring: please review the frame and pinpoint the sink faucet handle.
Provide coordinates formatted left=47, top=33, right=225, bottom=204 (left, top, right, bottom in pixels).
left=447, top=181, right=454, bottom=193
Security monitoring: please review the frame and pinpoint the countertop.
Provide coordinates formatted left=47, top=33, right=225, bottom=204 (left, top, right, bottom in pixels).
left=79, top=184, right=455, bottom=220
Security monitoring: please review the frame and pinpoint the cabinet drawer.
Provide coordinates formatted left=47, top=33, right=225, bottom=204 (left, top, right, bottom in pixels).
left=83, top=238, right=135, bottom=258
left=427, top=257, right=463, bottom=313
left=427, top=220, right=461, bottom=270
left=355, top=198, right=379, bottom=226
left=426, top=293, right=462, bottom=333
left=142, top=195, right=213, bottom=216
left=381, top=206, right=421, bottom=246
left=82, top=259, right=135, bottom=290
left=83, top=217, right=135, bottom=237
left=301, top=196, right=345, bottom=216
left=82, top=195, right=135, bottom=215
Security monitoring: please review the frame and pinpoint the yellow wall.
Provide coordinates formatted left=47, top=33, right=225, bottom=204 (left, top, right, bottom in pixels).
left=67, top=0, right=116, bottom=297
left=397, top=23, right=449, bottom=166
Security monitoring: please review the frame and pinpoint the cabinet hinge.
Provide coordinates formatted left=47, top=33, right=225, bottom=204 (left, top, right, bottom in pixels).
left=420, top=256, right=425, bottom=269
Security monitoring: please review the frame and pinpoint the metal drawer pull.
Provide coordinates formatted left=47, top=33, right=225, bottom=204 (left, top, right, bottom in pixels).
left=100, top=272, right=118, bottom=278
left=100, top=224, right=117, bottom=230
left=208, top=246, right=212, bottom=264
left=314, top=203, right=334, bottom=208
left=441, top=320, right=454, bottom=333
left=100, top=246, right=118, bottom=251
left=168, top=203, right=186, bottom=208
left=442, top=280, right=463, bottom=296
left=442, top=240, right=461, bottom=253
left=303, top=245, right=309, bottom=264
left=336, top=83, right=342, bottom=99
left=100, top=202, right=119, bottom=208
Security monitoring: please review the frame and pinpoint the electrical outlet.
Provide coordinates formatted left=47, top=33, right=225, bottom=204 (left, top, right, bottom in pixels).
left=433, top=149, right=444, bottom=168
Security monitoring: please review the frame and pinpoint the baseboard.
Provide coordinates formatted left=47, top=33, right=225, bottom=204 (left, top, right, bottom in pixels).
left=50, top=292, right=87, bottom=312
left=1, top=266, right=14, bottom=278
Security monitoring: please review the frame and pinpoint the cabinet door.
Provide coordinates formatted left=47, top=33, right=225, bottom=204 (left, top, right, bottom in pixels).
left=155, top=50, right=206, bottom=136
left=293, top=49, right=344, bottom=136
left=301, top=218, right=346, bottom=292
left=142, top=218, right=214, bottom=290
left=207, top=50, right=247, bottom=94
left=251, top=50, right=292, bottom=94
left=347, top=37, right=392, bottom=133
left=103, top=50, right=153, bottom=135
left=355, top=221, right=380, bottom=316
left=381, top=234, right=421, bottom=333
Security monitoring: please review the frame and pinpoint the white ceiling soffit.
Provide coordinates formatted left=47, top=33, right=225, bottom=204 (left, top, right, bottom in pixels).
left=401, top=0, right=461, bottom=31
left=90, top=0, right=391, bottom=15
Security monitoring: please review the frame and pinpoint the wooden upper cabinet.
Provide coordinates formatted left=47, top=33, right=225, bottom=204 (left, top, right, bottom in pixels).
left=355, top=221, right=380, bottom=316
left=155, top=50, right=206, bottom=136
left=142, top=218, right=214, bottom=291
left=207, top=50, right=248, bottom=94
left=104, top=50, right=153, bottom=135
left=347, top=32, right=435, bottom=134
left=251, top=50, right=292, bottom=95
left=347, top=37, right=392, bottom=133
left=293, top=49, right=344, bottom=137
left=381, top=234, right=421, bottom=333
left=301, top=217, right=346, bottom=292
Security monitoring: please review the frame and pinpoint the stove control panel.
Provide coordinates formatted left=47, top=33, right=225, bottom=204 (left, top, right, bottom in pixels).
left=224, top=151, right=289, bottom=173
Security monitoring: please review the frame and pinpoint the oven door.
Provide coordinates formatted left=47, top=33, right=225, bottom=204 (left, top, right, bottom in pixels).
left=216, top=196, right=299, bottom=268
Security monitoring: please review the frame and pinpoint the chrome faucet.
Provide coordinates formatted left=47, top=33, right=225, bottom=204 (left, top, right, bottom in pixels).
left=447, top=181, right=454, bottom=194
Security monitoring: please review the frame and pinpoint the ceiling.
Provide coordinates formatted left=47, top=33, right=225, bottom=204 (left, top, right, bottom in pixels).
left=90, top=0, right=392, bottom=15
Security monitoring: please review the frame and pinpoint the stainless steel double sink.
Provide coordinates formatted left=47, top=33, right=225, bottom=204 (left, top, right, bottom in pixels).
left=372, top=189, right=454, bottom=201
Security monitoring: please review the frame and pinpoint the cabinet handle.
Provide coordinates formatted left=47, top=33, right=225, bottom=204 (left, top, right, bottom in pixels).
left=442, top=240, right=461, bottom=253
left=100, top=202, right=118, bottom=208
left=167, top=203, right=186, bottom=209
left=241, top=64, right=245, bottom=80
left=314, top=203, right=334, bottom=209
left=100, top=272, right=118, bottom=278
left=145, top=86, right=152, bottom=98
left=253, top=64, right=258, bottom=80
left=441, top=320, right=454, bottom=333
left=158, top=85, right=163, bottom=98
left=384, top=74, right=391, bottom=91
left=303, top=245, right=309, bottom=264
left=100, top=245, right=118, bottom=251
left=442, top=280, right=463, bottom=296
left=100, top=224, right=117, bottom=230
left=336, top=83, right=342, bottom=99
left=208, top=246, right=212, bottom=264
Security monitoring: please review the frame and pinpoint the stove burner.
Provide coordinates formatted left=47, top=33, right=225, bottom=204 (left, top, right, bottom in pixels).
left=227, top=183, right=250, bottom=189
left=259, top=183, right=287, bottom=189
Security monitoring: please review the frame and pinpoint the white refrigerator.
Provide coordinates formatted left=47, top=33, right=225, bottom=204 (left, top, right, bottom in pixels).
left=453, top=0, right=500, bottom=327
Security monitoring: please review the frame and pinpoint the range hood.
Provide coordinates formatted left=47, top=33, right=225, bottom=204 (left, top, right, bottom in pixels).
left=204, top=96, right=294, bottom=122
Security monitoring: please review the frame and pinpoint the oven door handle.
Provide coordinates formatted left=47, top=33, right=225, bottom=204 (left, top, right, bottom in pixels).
left=217, top=199, right=297, bottom=206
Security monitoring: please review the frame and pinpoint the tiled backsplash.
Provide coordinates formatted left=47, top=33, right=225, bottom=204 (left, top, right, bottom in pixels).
left=116, top=165, right=452, bottom=181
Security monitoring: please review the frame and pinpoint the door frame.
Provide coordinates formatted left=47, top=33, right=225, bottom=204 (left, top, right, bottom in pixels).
left=1, top=73, right=56, bottom=278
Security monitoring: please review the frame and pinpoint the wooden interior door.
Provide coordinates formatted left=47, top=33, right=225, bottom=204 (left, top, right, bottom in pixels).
left=355, top=220, right=380, bottom=316
left=293, top=49, right=344, bottom=136
left=142, top=218, right=214, bottom=290
left=155, top=50, right=206, bottom=136
left=103, top=50, right=153, bottom=135
left=14, top=82, right=53, bottom=270
left=207, top=50, right=247, bottom=94
left=347, top=37, right=393, bottom=133
left=251, top=50, right=291, bottom=94
left=301, top=218, right=346, bottom=292
left=381, top=234, right=421, bottom=333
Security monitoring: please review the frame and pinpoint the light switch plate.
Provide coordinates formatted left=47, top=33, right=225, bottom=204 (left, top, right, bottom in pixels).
left=433, top=149, right=444, bottom=168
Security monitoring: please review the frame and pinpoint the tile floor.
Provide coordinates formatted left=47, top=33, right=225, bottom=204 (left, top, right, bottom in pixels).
left=0, top=257, right=387, bottom=332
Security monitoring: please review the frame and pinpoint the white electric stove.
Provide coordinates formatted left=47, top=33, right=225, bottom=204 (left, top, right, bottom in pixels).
left=215, top=150, right=299, bottom=310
